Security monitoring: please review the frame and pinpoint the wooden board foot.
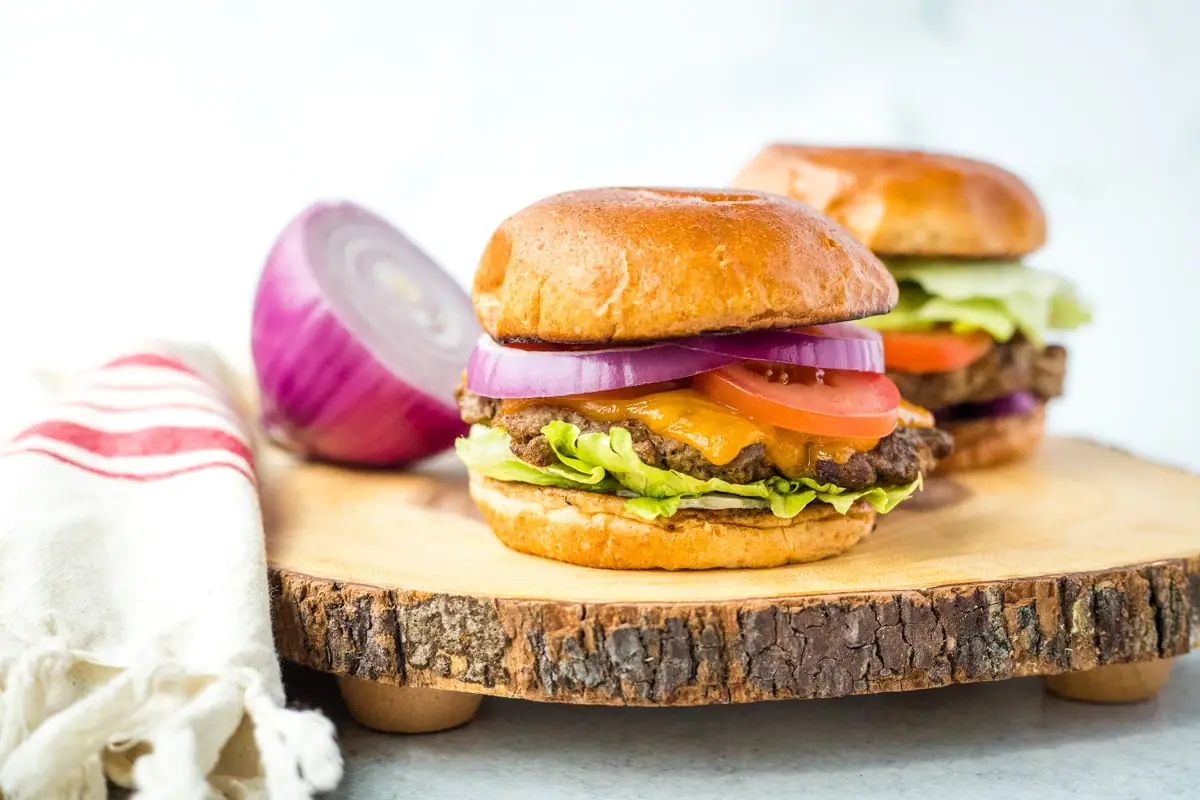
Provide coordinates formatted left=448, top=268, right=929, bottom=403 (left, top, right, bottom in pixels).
left=1044, top=659, right=1175, bottom=704
left=337, top=677, right=482, bottom=733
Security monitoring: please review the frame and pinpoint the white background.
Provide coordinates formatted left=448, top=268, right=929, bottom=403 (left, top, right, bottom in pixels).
left=1, top=1, right=1197, bottom=469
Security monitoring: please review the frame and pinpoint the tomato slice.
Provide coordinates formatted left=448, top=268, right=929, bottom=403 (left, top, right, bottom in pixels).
left=879, top=330, right=994, bottom=374
left=692, top=362, right=900, bottom=438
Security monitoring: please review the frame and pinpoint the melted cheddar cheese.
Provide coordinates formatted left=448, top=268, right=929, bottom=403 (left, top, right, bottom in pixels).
left=501, top=389, right=934, bottom=479
left=897, top=399, right=935, bottom=428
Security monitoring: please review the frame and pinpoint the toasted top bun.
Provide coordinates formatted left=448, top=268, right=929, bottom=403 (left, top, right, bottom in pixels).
left=472, top=187, right=897, bottom=344
left=731, top=145, right=1047, bottom=258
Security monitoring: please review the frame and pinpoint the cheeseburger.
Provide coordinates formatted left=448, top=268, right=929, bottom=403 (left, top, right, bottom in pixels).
left=732, top=146, right=1091, bottom=471
left=453, top=187, right=952, bottom=570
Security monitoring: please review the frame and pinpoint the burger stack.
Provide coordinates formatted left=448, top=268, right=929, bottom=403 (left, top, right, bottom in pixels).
left=454, top=187, right=952, bottom=570
left=451, top=149, right=1090, bottom=571
left=732, top=145, right=1090, bottom=471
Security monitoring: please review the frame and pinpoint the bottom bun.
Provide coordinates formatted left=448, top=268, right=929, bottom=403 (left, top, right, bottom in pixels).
left=937, top=403, right=1046, bottom=473
left=468, top=473, right=877, bottom=570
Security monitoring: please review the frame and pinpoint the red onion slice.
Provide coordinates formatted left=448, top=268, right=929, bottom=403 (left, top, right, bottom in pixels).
left=466, top=336, right=737, bottom=399
left=252, top=201, right=479, bottom=465
left=675, top=323, right=885, bottom=373
left=934, top=390, right=1041, bottom=423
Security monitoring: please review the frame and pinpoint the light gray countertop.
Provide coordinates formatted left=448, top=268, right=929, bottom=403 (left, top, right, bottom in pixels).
left=287, top=651, right=1200, bottom=799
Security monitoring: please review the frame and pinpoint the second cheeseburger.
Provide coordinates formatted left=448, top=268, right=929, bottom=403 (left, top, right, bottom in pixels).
left=733, top=145, right=1092, bottom=471
left=453, top=187, right=951, bottom=570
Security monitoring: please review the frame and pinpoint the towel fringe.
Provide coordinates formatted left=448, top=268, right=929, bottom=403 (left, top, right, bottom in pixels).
left=0, top=653, right=173, bottom=798
left=132, top=729, right=208, bottom=800
left=0, top=652, right=342, bottom=799
left=245, top=685, right=343, bottom=798
left=0, top=639, right=78, bottom=764
left=131, top=677, right=246, bottom=800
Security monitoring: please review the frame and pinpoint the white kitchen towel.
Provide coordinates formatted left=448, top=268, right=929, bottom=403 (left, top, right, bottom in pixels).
left=0, top=343, right=342, bottom=799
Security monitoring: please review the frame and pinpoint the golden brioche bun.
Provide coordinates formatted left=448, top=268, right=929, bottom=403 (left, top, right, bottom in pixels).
left=472, top=187, right=897, bottom=343
left=731, top=145, right=1047, bottom=258
left=468, top=473, right=877, bottom=570
left=936, top=404, right=1046, bottom=473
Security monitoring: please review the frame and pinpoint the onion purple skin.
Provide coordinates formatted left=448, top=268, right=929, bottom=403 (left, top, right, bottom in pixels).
left=933, top=390, right=1041, bottom=425
left=251, top=203, right=468, bottom=467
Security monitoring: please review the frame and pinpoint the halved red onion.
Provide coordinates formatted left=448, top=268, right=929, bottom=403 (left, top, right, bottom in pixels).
left=675, top=323, right=884, bottom=373
left=466, top=336, right=737, bottom=399
left=252, top=201, right=479, bottom=465
left=934, top=390, right=1041, bottom=423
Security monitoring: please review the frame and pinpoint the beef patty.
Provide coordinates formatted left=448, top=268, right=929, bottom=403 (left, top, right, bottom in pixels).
left=456, top=389, right=953, bottom=491
left=887, top=336, right=1067, bottom=411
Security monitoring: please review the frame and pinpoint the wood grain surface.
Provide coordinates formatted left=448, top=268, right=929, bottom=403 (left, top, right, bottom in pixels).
left=263, top=437, right=1200, bottom=706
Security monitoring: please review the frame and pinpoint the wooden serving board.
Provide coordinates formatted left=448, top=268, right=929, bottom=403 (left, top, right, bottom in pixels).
left=261, top=437, right=1200, bottom=730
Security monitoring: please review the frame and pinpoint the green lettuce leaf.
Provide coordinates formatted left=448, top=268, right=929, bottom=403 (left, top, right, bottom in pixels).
left=858, top=258, right=1092, bottom=345
left=455, top=422, right=921, bottom=521
left=452, top=421, right=622, bottom=492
